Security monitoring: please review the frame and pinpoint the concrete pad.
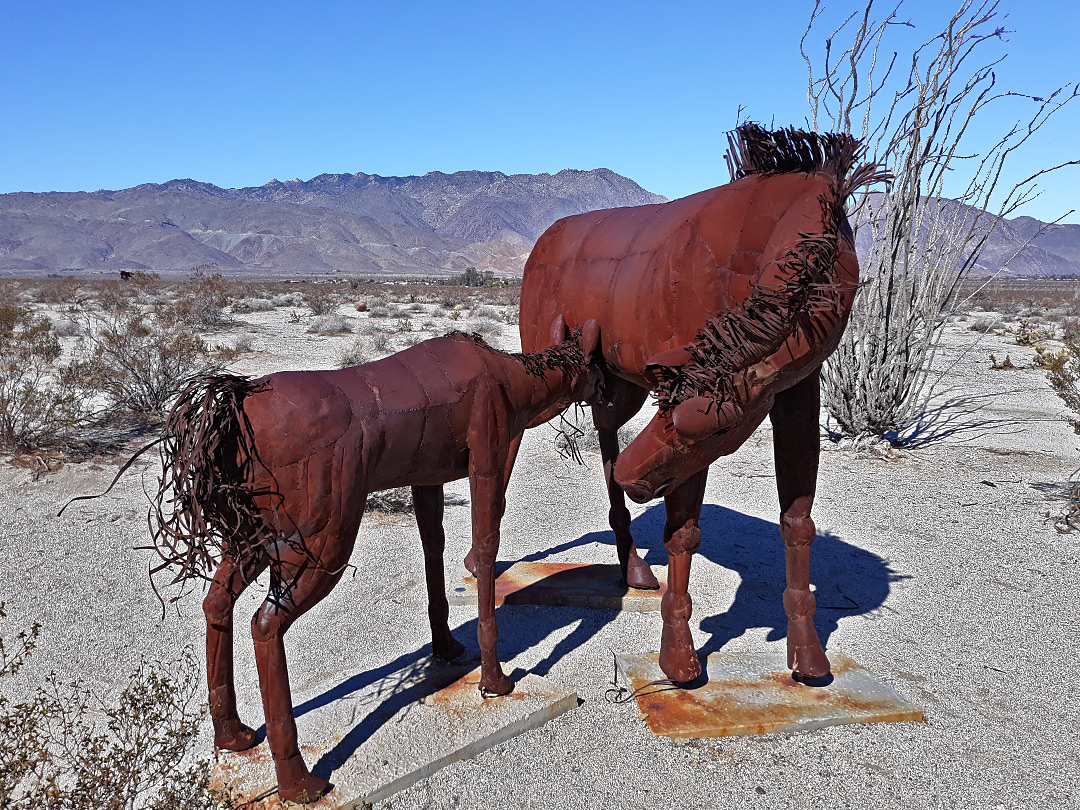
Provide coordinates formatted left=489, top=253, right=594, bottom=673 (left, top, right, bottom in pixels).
left=212, top=659, right=578, bottom=808
left=615, top=650, right=923, bottom=739
left=447, top=561, right=666, bottom=610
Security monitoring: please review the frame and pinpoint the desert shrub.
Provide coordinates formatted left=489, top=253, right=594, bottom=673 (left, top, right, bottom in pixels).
left=500, top=307, right=520, bottom=326
left=338, top=338, right=370, bottom=368
left=231, top=297, right=274, bottom=313
left=271, top=292, right=302, bottom=308
left=1047, top=337, right=1080, bottom=434
left=158, top=273, right=231, bottom=331
left=469, top=317, right=501, bottom=337
left=474, top=305, right=500, bottom=321
left=367, top=302, right=391, bottom=318
left=989, top=353, right=1016, bottom=371
left=51, top=318, right=82, bottom=338
left=365, top=486, right=413, bottom=514
left=231, top=334, right=255, bottom=353
left=0, top=605, right=235, bottom=809
left=968, top=316, right=998, bottom=334
left=420, top=319, right=439, bottom=332
left=1006, top=320, right=1053, bottom=346
left=406, top=302, right=425, bottom=313
left=395, top=318, right=412, bottom=333
left=75, top=309, right=229, bottom=414
left=370, top=332, right=391, bottom=353
left=397, top=333, right=426, bottom=349
left=304, top=286, right=340, bottom=316
left=0, top=306, right=88, bottom=452
left=308, top=314, right=352, bottom=335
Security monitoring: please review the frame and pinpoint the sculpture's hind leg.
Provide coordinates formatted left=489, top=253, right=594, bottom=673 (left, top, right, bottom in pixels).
left=413, top=484, right=465, bottom=660
left=592, top=375, right=658, bottom=589
left=251, top=505, right=364, bottom=804
left=770, top=369, right=831, bottom=681
left=203, top=552, right=268, bottom=751
left=658, top=468, right=708, bottom=683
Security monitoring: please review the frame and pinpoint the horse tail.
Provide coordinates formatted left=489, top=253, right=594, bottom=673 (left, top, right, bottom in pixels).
left=149, top=373, right=278, bottom=591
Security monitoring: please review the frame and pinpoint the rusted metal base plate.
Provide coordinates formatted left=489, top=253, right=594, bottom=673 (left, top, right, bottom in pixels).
left=211, top=659, right=578, bottom=808
left=615, top=651, right=923, bottom=739
left=447, top=561, right=666, bottom=610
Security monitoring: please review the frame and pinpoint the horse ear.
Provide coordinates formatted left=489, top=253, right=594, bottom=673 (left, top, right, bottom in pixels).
left=581, top=319, right=601, bottom=358
left=549, top=314, right=569, bottom=347
left=671, top=396, right=743, bottom=440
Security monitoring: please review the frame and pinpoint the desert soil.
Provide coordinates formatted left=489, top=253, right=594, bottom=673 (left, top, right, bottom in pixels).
left=1, top=299, right=1077, bottom=810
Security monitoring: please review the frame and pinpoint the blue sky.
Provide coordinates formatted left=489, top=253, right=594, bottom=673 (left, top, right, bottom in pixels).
left=2, top=0, right=1077, bottom=221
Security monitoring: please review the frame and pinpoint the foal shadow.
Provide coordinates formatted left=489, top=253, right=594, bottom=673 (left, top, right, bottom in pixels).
left=294, top=574, right=624, bottom=780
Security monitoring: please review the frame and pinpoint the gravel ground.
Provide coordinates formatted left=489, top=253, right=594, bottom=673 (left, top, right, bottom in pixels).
left=1, top=303, right=1077, bottom=810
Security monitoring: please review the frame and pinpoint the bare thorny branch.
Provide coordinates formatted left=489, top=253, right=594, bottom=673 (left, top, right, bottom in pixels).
left=805, top=0, right=1079, bottom=439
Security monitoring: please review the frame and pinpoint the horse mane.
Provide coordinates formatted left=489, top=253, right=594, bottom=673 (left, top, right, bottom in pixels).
left=653, top=125, right=888, bottom=413
left=724, top=122, right=888, bottom=201
left=446, top=328, right=588, bottom=378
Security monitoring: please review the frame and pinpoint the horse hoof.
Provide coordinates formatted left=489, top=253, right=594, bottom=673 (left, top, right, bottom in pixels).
left=626, top=558, right=659, bottom=590
left=659, top=615, right=701, bottom=684
left=215, top=722, right=258, bottom=752
left=480, top=672, right=513, bottom=696
left=433, top=635, right=466, bottom=661
left=791, top=644, right=831, bottom=682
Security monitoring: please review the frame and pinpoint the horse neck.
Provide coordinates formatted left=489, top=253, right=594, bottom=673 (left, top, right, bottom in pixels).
left=499, top=360, right=579, bottom=423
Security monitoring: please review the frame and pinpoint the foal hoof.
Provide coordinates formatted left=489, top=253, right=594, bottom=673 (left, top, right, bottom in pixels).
left=625, top=557, right=659, bottom=590
left=433, top=635, right=466, bottom=661
left=791, top=645, right=831, bottom=685
left=277, top=762, right=332, bottom=804
left=214, top=722, right=258, bottom=752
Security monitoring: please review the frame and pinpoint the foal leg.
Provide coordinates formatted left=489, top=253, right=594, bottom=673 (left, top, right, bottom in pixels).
left=468, top=377, right=513, bottom=696
left=203, top=553, right=267, bottom=751
left=463, top=432, right=522, bottom=578
left=252, top=516, right=361, bottom=804
left=770, top=369, right=830, bottom=681
left=658, top=468, right=708, bottom=683
left=592, top=376, right=658, bottom=589
left=413, top=484, right=465, bottom=660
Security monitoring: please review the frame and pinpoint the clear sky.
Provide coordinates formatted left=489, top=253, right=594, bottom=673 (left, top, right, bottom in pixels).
left=2, top=0, right=1077, bottom=221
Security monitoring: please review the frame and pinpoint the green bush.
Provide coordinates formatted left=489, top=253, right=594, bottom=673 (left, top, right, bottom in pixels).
left=0, top=306, right=87, bottom=452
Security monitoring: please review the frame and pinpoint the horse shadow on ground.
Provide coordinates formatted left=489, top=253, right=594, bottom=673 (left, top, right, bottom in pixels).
left=289, top=502, right=901, bottom=780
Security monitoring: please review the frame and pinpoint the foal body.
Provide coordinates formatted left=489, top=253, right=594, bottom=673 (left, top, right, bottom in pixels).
left=169, top=326, right=601, bottom=802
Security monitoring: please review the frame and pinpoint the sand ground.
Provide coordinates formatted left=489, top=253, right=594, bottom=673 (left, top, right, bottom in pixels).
left=1, top=300, right=1077, bottom=809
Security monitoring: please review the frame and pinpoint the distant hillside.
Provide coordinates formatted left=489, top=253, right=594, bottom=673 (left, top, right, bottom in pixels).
left=0, top=169, right=666, bottom=278
left=3, top=170, right=1077, bottom=278
left=852, top=195, right=1080, bottom=278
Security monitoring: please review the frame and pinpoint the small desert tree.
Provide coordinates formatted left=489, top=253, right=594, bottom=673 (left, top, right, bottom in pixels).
left=802, top=0, right=1078, bottom=440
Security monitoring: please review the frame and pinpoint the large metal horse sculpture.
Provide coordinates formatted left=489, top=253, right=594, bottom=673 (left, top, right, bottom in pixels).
left=152, top=325, right=603, bottom=802
left=517, top=124, right=883, bottom=686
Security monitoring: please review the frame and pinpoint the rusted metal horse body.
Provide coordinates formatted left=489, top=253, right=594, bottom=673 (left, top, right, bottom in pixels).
left=155, top=325, right=603, bottom=802
left=518, top=124, right=882, bottom=685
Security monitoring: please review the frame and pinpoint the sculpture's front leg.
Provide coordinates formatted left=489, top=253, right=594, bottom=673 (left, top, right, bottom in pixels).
left=770, top=369, right=830, bottom=681
left=658, top=468, right=708, bottom=683
left=467, top=376, right=513, bottom=696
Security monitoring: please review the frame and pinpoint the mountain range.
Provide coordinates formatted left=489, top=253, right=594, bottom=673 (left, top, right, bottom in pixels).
left=2, top=170, right=1078, bottom=278
left=0, top=169, right=665, bottom=278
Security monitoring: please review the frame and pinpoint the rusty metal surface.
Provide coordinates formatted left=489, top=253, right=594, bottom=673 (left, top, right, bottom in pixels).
left=210, top=661, right=577, bottom=809
left=519, top=124, right=887, bottom=688
left=154, top=325, right=605, bottom=802
left=448, top=561, right=667, bottom=610
left=615, top=651, right=922, bottom=739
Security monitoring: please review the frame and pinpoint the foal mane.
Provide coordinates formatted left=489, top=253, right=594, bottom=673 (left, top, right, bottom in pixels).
left=447, top=328, right=588, bottom=378
left=653, top=124, right=888, bottom=413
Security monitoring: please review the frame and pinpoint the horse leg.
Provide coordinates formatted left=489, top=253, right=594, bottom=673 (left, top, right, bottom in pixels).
left=204, top=553, right=268, bottom=751
left=252, top=516, right=362, bottom=803
left=592, top=376, right=658, bottom=589
left=413, top=484, right=465, bottom=660
left=467, top=376, right=513, bottom=696
left=770, top=369, right=831, bottom=681
left=658, top=467, right=708, bottom=683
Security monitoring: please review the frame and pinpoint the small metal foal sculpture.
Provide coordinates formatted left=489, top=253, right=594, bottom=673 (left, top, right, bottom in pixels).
left=517, top=124, right=885, bottom=686
left=152, top=324, right=603, bottom=803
